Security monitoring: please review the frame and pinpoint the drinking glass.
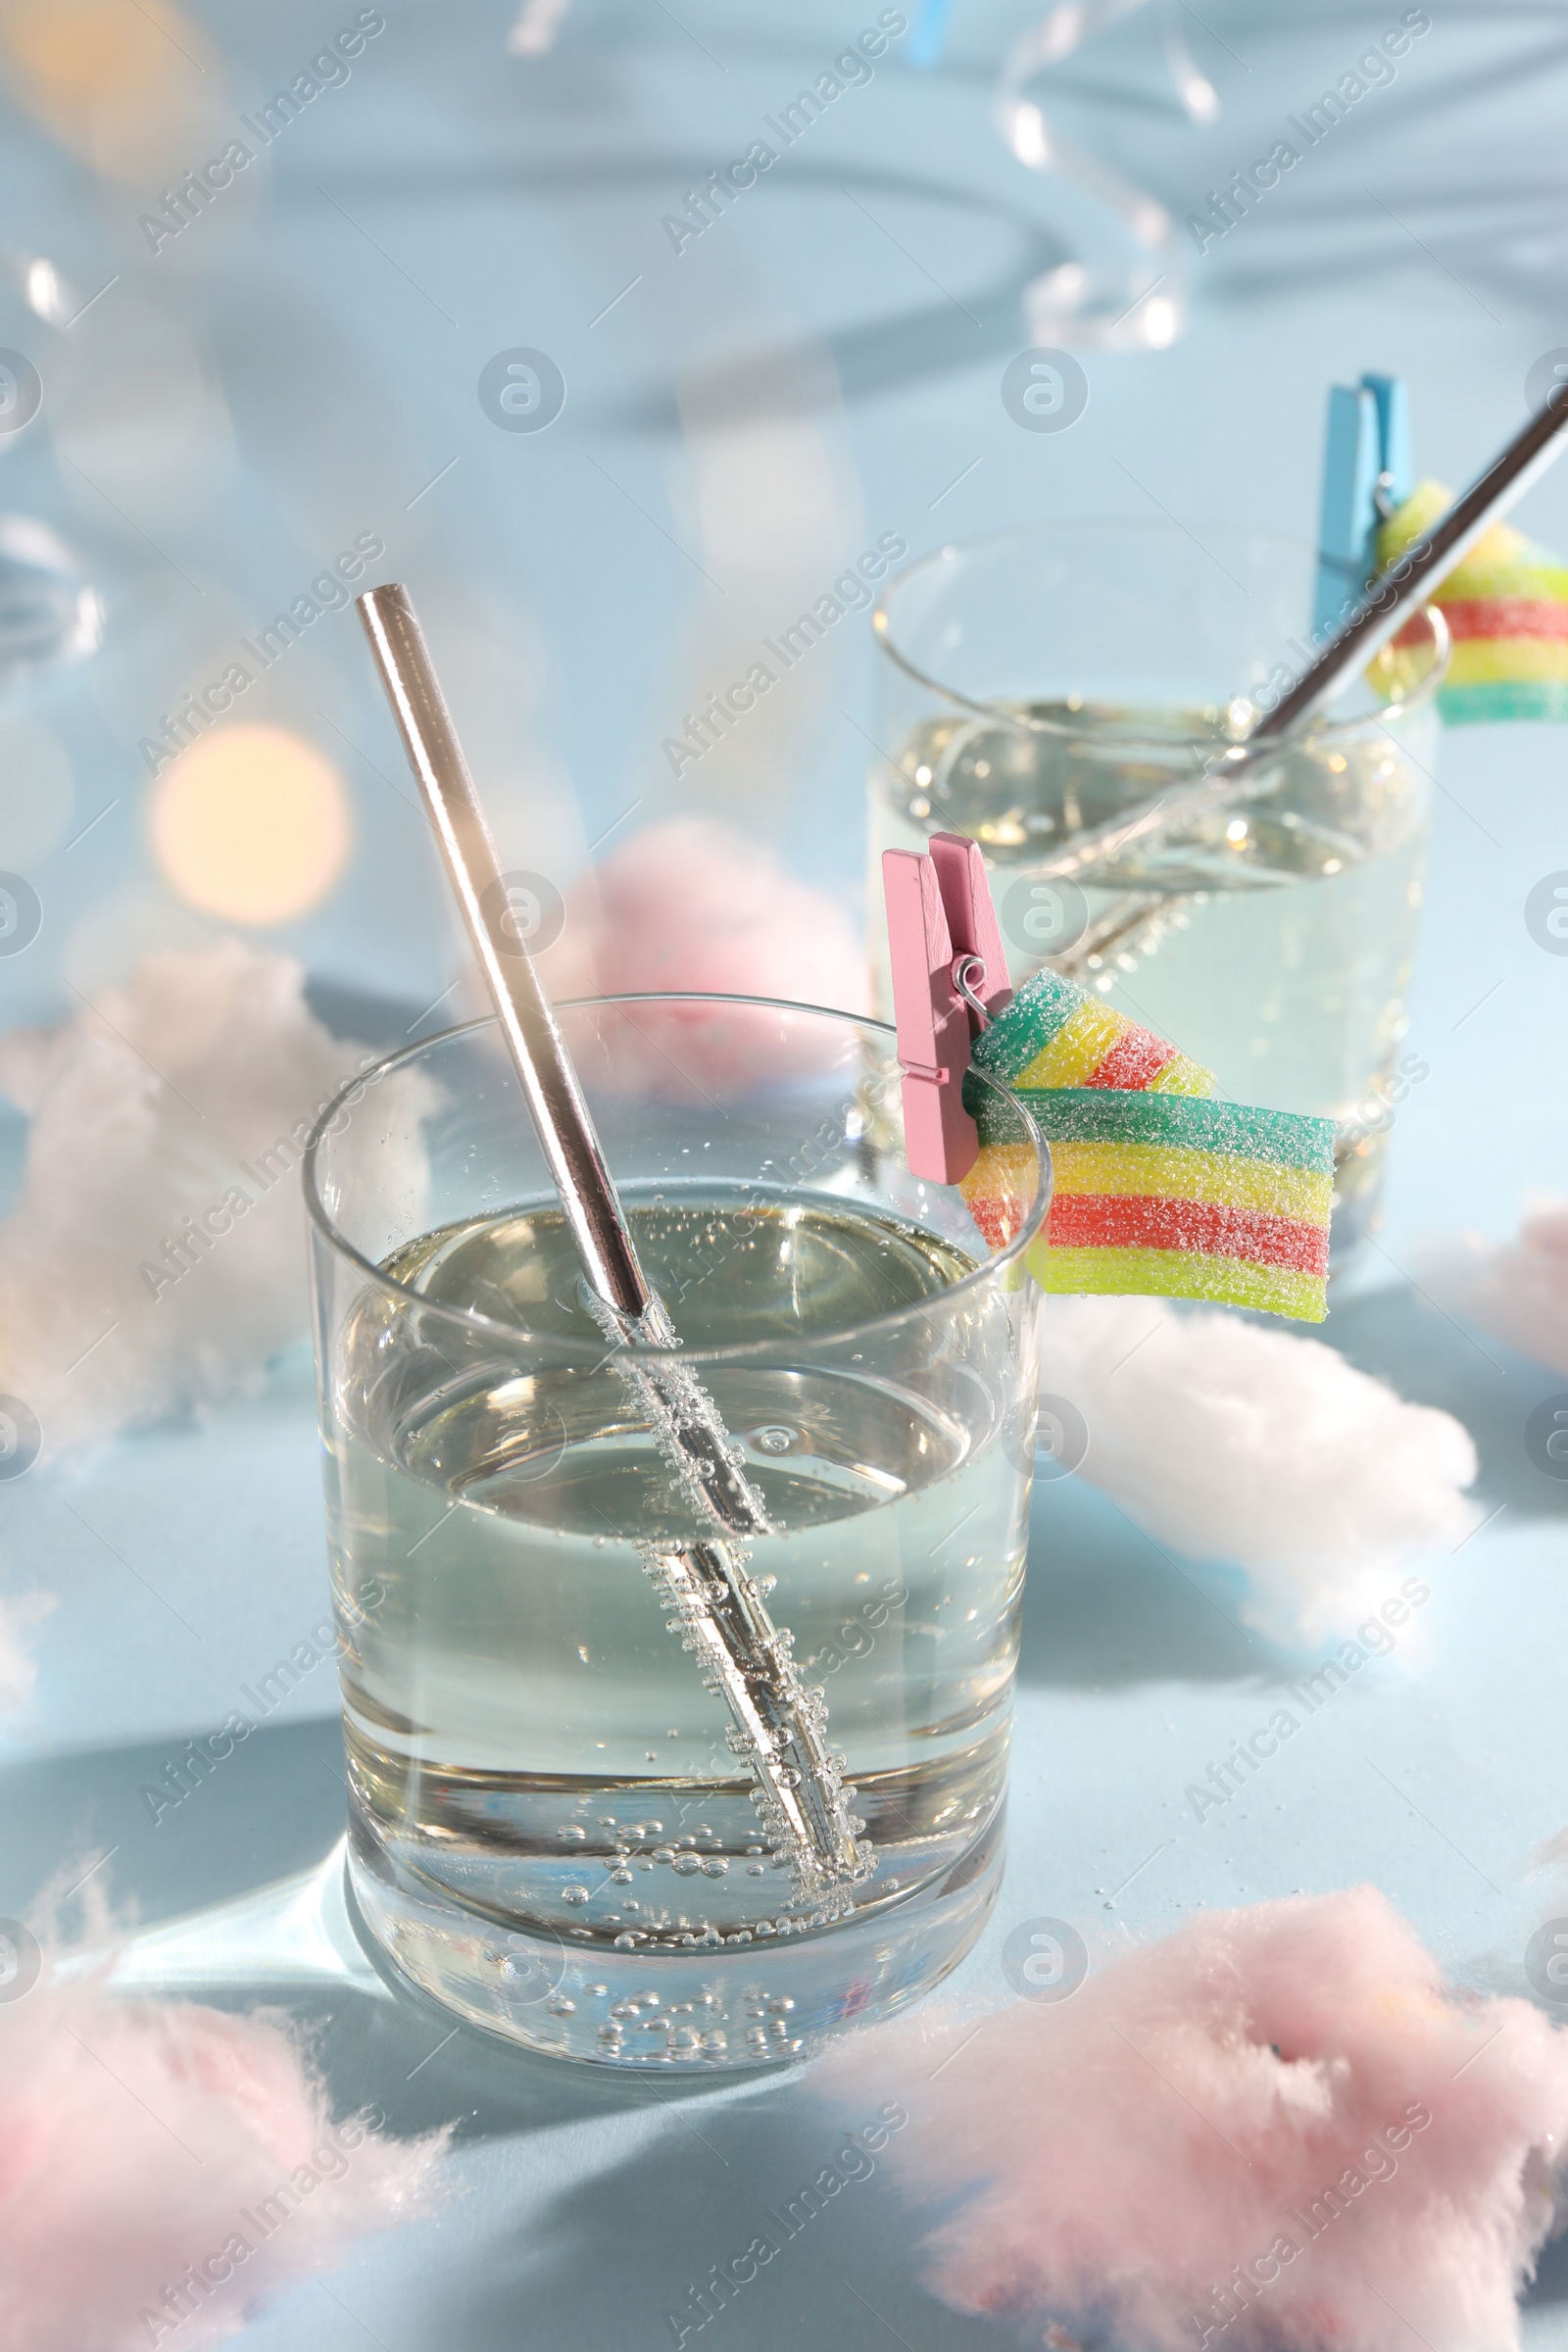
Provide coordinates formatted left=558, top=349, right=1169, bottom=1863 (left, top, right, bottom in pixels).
left=304, top=995, right=1047, bottom=2067
left=868, top=521, right=1449, bottom=1256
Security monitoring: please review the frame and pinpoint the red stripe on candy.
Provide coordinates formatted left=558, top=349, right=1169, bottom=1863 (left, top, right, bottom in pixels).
left=1048, top=1193, right=1329, bottom=1275
left=968, top=1195, right=1026, bottom=1249
left=1085, top=1028, right=1178, bottom=1092
left=1440, top=600, right=1568, bottom=642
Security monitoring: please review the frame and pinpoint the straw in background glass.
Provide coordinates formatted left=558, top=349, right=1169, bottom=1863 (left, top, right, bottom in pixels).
left=1032, top=394, right=1568, bottom=889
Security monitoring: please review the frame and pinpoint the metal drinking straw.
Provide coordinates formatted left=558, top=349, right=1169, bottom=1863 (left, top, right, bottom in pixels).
left=1031, top=393, right=1568, bottom=885
left=357, top=585, right=868, bottom=1910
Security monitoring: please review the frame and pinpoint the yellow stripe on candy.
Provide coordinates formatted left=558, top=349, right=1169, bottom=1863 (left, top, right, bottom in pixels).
left=1012, top=997, right=1126, bottom=1090
left=1379, top=480, right=1568, bottom=610
left=959, top=1142, right=1036, bottom=1200
left=1146, top=1054, right=1214, bottom=1098
left=1026, top=1239, right=1326, bottom=1322
left=1050, top=1141, right=1333, bottom=1222
left=1448, top=639, right=1568, bottom=685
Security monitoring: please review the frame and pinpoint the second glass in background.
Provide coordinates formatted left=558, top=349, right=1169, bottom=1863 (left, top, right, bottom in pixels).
left=869, top=521, right=1449, bottom=1256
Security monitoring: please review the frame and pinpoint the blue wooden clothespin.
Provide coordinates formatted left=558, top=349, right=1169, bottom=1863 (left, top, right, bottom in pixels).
left=1312, top=373, right=1410, bottom=639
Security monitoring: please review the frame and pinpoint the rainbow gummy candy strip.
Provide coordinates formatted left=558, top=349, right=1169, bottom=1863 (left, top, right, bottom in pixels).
left=969, top=962, right=1213, bottom=1098
left=1380, top=478, right=1568, bottom=723
left=959, top=964, right=1335, bottom=1322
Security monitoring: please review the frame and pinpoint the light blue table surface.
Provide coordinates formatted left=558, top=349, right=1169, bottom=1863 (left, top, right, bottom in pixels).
left=2, top=3, right=1567, bottom=2345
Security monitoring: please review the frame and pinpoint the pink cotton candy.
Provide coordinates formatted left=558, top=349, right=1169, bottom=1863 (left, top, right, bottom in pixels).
left=821, top=1887, right=1568, bottom=2352
left=539, top=818, right=868, bottom=1093
left=0, top=1565, right=55, bottom=1724
left=0, top=1936, right=447, bottom=2352
left=1419, top=1197, right=1568, bottom=1377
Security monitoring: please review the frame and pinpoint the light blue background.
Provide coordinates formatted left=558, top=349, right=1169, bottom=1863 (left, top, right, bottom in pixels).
left=2, top=2, right=1567, bottom=2345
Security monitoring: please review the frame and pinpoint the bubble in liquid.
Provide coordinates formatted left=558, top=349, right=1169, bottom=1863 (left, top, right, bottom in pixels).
left=701, top=1859, right=728, bottom=1878
left=564, top=1886, right=590, bottom=1906
left=611, top=1869, right=633, bottom=1885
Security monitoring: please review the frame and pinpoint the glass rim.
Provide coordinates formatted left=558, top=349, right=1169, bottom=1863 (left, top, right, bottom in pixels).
left=301, top=992, right=1052, bottom=1367
left=871, top=516, right=1451, bottom=746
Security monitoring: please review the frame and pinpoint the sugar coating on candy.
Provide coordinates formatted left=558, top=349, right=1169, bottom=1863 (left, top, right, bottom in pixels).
left=817, top=1886, right=1568, bottom=2352
left=962, top=1090, right=1336, bottom=1324
left=1045, top=1196, right=1328, bottom=1275
left=970, top=965, right=1212, bottom=1098
left=1031, top=1242, right=1328, bottom=1323
left=996, top=1086, right=1335, bottom=1169
left=1380, top=479, right=1568, bottom=721
left=1051, top=1140, right=1332, bottom=1222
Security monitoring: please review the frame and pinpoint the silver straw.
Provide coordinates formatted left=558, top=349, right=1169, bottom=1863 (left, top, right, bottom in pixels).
left=357, top=585, right=868, bottom=1911
left=1031, top=393, right=1568, bottom=884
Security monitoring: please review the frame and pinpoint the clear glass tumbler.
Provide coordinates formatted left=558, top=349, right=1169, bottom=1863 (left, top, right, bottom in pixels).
left=305, top=995, right=1047, bottom=2068
left=868, top=521, right=1449, bottom=1256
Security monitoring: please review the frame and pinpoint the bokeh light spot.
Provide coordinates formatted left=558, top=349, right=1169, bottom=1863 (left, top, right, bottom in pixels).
left=150, top=724, right=350, bottom=925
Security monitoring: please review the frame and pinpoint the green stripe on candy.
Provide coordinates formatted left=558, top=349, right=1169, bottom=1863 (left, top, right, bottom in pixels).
left=1440, top=680, right=1568, bottom=723
left=967, top=1080, right=1335, bottom=1173
left=969, top=966, right=1087, bottom=1084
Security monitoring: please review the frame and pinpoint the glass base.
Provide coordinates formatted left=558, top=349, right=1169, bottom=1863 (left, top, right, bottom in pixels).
left=345, top=1807, right=1004, bottom=2070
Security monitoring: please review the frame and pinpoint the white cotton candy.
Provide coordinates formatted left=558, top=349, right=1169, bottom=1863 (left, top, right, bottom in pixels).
left=0, top=943, right=404, bottom=1461
left=1417, top=1197, right=1568, bottom=1377
left=1040, top=1297, right=1479, bottom=1645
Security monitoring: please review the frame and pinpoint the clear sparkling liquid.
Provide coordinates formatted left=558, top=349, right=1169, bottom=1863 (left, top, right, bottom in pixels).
left=327, top=1191, right=1027, bottom=1982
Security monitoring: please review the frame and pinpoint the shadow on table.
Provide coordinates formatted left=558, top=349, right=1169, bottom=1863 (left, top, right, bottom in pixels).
left=0, top=1715, right=351, bottom=1933
left=1526, top=2229, right=1568, bottom=2308
left=422, top=2069, right=997, bottom=2352
left=1019, top=1473, right=1262, bottom=1693
left=1018, top=1279, right=1568, bottom=1697
left=1, top=1715, right=710, bottom=2139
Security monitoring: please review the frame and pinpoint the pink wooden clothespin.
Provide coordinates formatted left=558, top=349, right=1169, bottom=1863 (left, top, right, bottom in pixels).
left=882, top=831, right=1013, bottom=1183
